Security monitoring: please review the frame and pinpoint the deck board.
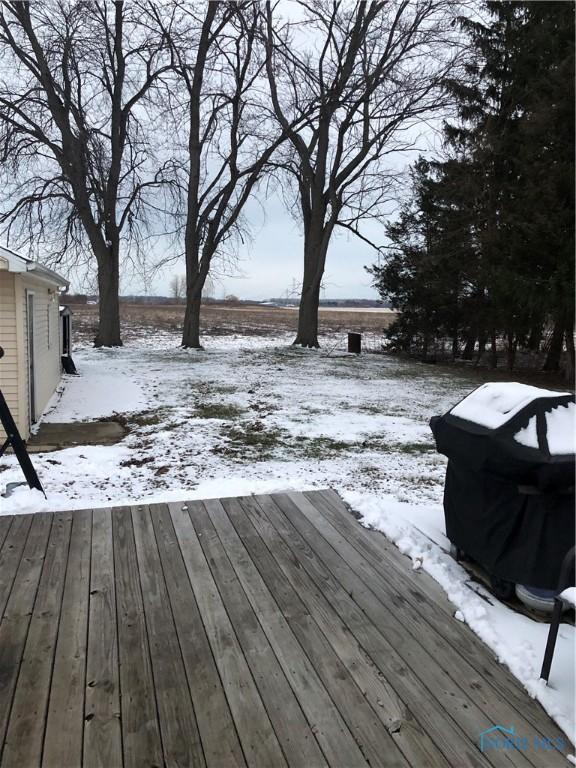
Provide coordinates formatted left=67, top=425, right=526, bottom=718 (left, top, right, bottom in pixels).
left=215, top=497, right=365, bottom=768
left=43, top=509, right=91, bottom=768
left=306, top=489, right=566, bottom=742
left=113, top=506, right=163, bottom=768
left=0, top=491, right=570, bottom=767
left=0, top=514, right=52, bottom=763
left=0, top=516, right=32, bottom=621
left=83, top=508, right=122, bottom=768
left=151, top=504, right=246, bottom=768
left=276, top=493, right=532, bottom=768
left=197, top=499, right=328, bottom=768
left=132, top=504, right=205, bottom=767
left=169, top=501, right=287, bottom=768
left=2, top=511, right=71, bottom=768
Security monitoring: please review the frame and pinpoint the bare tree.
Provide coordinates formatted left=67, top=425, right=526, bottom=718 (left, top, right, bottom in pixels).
left=154, top=1, right=307, bottom=349
left=265, top=0, right=458, bottom=347
left=169, top=273, right=185, bottom=301
left=0, top=1, right=174, bottom=346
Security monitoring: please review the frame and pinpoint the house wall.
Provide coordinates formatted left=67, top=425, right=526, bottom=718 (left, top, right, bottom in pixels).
left=0, top=271, right=63, bottom=442
left=0, top=271, right=21, bottom=437
left=19, top=274, right=62, bottom=434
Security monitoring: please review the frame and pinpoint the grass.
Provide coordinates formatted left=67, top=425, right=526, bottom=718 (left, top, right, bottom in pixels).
left=193, top=381, right=239, bottom=396
left=215, top=421, right=286, bottom=460
left=194, top=402, right=245, bottom=420
left=125, top=408, right=186, bottom=432
left=395, top=441, right=435, bottom=454
left=299, top=436, right=353, bottom=458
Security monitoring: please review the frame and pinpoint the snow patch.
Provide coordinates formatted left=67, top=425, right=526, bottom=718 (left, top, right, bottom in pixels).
left=43, top=360, right=147, bottom=422
left=451, top=382, right=570, bottom=429
left=514, top=415, right=539, bottom=449
left=546, top=402, right=576, bottom=455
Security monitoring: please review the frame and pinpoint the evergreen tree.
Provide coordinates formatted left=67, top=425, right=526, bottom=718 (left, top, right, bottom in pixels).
left=370, top=1, right=574, bottom=376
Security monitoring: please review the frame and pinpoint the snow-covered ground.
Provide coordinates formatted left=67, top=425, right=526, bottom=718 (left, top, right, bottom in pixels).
left=0, top=330, right=573, bottom=742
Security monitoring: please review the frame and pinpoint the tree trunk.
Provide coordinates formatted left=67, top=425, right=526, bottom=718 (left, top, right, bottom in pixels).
left=564, top=316, right=574, bottom=383
left=543, top=316, right=565, bottom=371
left=94, top=248, right=122, bottom=347
left=474, top=334, right=486, bottom=366
left=182, top=246, right=210, bottom=349
left=506, top=330, right=516, bottom=371
left=490, top=329, right=498, bottom=369
left=451, top=328, right=459, bottom=360
left=462, top=332, right=476, bottom=360
left=294, top=279, right=322, bottom=348
left=527, top=322, right=543, bottom=352
left=182, top=236, right=212, bottom=349
left=182, top=293, right=202, bottom=349
left=293, top=221, right=329, bottom=348
left=421, top=333, right=430, bottom=362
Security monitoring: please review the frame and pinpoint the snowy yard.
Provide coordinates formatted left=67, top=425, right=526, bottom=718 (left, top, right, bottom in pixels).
left=0, top=329, right=574, bottom=743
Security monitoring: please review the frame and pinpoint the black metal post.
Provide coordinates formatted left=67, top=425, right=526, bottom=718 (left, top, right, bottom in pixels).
left=540, top=545, right=575, bottom=682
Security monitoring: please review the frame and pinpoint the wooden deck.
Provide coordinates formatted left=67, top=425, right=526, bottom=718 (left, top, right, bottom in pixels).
left=0, top=490, right=569, bottom=767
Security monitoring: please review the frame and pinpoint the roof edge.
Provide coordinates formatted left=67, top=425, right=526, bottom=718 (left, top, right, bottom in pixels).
left=0, top=244, right=69, bottom=287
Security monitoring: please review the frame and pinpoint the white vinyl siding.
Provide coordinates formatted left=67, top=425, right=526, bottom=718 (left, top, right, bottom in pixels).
left=0, top=271, right=19, bottom=438
left=22, top=275, right=61, bottom=427
left=0, top=270, right=63, bottom=442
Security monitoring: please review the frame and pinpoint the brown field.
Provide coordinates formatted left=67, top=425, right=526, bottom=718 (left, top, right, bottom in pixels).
left=70, top=302, right=572, bottom=388
left=71, top=302, right=398, bottom=345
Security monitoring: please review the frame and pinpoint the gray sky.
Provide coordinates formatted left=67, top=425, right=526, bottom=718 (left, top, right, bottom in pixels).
left=148, top=188, right=389, bottom=301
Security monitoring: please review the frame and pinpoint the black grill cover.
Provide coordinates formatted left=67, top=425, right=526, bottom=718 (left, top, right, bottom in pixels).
left=430, top=385, right=575, bottom=590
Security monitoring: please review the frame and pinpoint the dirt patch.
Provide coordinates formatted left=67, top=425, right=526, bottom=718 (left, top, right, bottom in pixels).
left=27, top=420, right=127, bottom=453
left=119, top=456, right=155, bottom=468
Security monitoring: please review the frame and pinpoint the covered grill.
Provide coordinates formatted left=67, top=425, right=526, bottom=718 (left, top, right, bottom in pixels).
left=430, top=383, right=575, bottom=592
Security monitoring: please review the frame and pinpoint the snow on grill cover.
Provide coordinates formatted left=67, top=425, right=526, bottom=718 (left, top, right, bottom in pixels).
left=430, top=383, right=575, bottom=590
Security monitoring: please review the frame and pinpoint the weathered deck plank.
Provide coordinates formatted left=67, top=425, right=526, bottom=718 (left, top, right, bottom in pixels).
left=306, top=489, right=570, bottom=753
left=231, top=495, right=409, bottom=768
left=132, top=504, right=205, bottom=767
left=318, top=487, right=550, bottom=709
left=214, top=497, right=368, bottom=768
left=0, top=491, right=570, bottom=768
left=0, top=514, right=52, bottom=762
left=2, top=512, right=71, bottom=768
left=151, top=504, right=247, bottom=768
left=113, top=506, right=163, bottom=768
left=274, top=493, right=533, bottom=768
left=83, top=508, right=122, bottom=768
left=0, top=515, right=32, bottom=620
left=43, top=509, right=91, bottom=768
left=245, top=493, right=464, bottom=768
left=168, top=501, right=288, bottom=768
left=0, top=516, right=12, bottom=553
left=196, top=499, right=329, bottom=768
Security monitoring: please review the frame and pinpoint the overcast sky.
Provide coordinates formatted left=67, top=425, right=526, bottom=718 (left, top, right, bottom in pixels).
left=146, top=188, right=390, bottom=301
left=145, top=129, right=442, bottom=302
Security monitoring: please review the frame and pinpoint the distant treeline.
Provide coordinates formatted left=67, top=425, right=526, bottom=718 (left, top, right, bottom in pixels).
left=66, top=295, right=391, bottom=308
left=268, top=299, right=391, bottom=309
left=370, top=2, right=574, bottom=380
